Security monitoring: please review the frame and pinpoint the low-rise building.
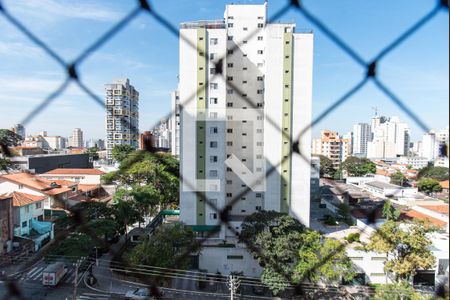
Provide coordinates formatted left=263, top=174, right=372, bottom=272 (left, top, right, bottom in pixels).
left=0, top=192, right=54, bottom=252
left=10, top=153, right=93, bottom=174
left=40, top=168, right=105, bottom=185
left=362, top=181, right=418, bottom=198
left=397, top=156, right=429, bottom=169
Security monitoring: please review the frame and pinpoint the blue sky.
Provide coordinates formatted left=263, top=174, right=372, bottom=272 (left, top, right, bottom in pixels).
left=0, top=0, right=448, bottom=141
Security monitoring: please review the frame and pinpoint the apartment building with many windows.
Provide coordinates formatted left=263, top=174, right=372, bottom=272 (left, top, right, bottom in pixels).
left=105, top=78, right=139, bottom=162
left=178, top=2, right=313, bottom=275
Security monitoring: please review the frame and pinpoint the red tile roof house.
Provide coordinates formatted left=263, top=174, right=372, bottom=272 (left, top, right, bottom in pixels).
left=40, top=169, right=111, bottom=201
left=0, top=172, right=79, bottom=211
left=0, top=192, right=54, bottom=253
left=40, top=168, right=105, bottom=185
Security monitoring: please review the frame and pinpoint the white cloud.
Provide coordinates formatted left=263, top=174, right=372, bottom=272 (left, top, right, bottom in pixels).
left=4, top=0, right=122, bottom=22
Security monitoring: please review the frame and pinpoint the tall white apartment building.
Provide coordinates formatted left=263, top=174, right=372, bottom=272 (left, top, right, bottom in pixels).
left=105, top=78, right=139, bottom=161
left=353, top=123, right=371, bottom=157
left=179, top=3, right=313, bottom=275
left=170, top=90, right=181, bottom=157
left=12, top=124, right=25, bottom=140
left=69, top=128, right=83, bottom=148
left=367, top=116, right=409, bottom=159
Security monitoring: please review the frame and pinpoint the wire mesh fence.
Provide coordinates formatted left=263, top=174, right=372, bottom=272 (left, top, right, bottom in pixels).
left=0, top=0, right=448, bottom=299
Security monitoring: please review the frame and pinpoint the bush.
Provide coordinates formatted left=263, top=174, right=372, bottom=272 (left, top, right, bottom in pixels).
left=324, top=215, right=338, bottom=226
left=345, top=232, right=360, bottom=243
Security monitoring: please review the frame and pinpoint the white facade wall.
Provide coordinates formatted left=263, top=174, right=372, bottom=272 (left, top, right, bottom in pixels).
left=170, top=90, right=181, bottom=157
left=0, top=180, right=52, bottom=208
left=179, top=3, right=313, bottom=275
left=353, top=123, right=371, bottom=157
left=39, top=174, right=101, bottom=185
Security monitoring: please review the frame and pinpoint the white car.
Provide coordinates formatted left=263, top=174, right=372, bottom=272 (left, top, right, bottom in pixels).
left=125, top=288, right=152, bottom=300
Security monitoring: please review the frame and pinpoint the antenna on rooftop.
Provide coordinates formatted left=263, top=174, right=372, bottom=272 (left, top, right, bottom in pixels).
left=372, top=106, right=378, bottom=117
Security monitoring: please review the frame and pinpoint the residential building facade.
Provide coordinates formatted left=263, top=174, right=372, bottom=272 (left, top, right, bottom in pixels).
left=178, top=3, right=313, bottom=275
left=352, top=123, right=371, bottom=157
left=105, top=78, right=139, bottom=162
left=69, top=128, right=83, bottom=148
left=367, top=116, right=410, bottom=159
left=312, top=130, right=349, bottom=168
left=170, top=90, right=181, bottom=157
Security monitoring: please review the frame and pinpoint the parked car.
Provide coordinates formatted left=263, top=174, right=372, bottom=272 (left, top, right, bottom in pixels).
left=125, top=288, right=152, bottom=300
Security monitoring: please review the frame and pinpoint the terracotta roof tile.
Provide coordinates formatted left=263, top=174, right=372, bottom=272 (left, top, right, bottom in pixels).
left=43, top=168, right=105, bottom=175
left=418, top=204, right=449, bottom=215
left=440, top=180, right=449, bottom=189
left=11, top=191, right=46, bottom=207
left=401, top=210, right=447, bottom=228
left=78, top=184, right=100, bottom=192
left=0, top=173, right=71, bottom=196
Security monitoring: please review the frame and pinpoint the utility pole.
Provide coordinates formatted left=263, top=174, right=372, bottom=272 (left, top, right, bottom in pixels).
left=227, top=275, right=241, bottom=300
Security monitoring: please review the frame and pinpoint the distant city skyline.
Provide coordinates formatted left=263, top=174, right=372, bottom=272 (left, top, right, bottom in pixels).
left=0, top=0, right=448, bottom=141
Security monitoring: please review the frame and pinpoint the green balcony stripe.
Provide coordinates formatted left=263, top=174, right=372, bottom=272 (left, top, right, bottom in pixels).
left=281, top=32, right=293, bottom=213
left=196, top=28, right=207, bottom=225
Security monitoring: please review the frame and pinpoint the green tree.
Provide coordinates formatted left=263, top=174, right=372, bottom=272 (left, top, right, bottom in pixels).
left=390, top=171, right=407, bottom=186
left=340, top=156, right=376, bottom=177
left=318, top=155, right=336, bottom=178
left=382, top=200, right=401, bottom=221
left=373, top=281, right=431, bottom=300
left=114, top=199, right=140, bottom=239
left=337, top=203, right=354, bottom=225
left=0, top=157, right=13, bottom=171
left=125, top=222, right=198, bottom=269
left=130, top=185, right=160, bottom=227
left=86, top=147, right=100, bottom=161
left=109, top=151, right=179, bottom=206
left=418, top=166, right=449, bottom=181
left=0, top=129, right=21, bottom=155
left=240, top=211, right=354, bottom=294
left=294, top=231, right=355, bottom=284
left=366, top=221, right=435, bottom=282
left=417, top=178, right=443, bottom=194
left=112, top=144, right=135, bottom=162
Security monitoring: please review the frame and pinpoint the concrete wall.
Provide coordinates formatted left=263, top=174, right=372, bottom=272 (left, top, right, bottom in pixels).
left=199, top=246, right=262, bottom=277
left=28, top=154, right=93, bottom=174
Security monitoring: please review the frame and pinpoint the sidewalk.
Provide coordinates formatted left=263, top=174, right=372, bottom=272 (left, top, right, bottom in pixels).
left=87, top=235, right=144, bottom=295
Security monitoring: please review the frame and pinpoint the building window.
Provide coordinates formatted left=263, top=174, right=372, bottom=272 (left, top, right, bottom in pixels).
left=257, top=36, right=263, bottom=41
left=210, top=213, right=217, bottom=220
left=242, top=81, right=247, bottom=84
left=227, top=49, right=233, bottom=55
left=227, top=129, right=233, bottom=133
left=226, top=193, right=232, bottom=197
left=228, top=23, right=233, bottom=28
left=257, top=50, right=264, bottom=54
left=210, top=38, right=218, bottom=45
left=257, top=76, right=263, bottom=81
left=209, top=53, right=215, bottom=60
left=22, top=221, right=27, bottom=228
left=210, top=112, right=218, bottom=119
left=257, top=90, right=263, bottom=95
left=227, top=141, right=233, bottom=146
left=226, top=180, right=232, bottom=184
left=210, top=156, right=218, bottom=163
left=210, top=68, right=216, bottom=75
left=25, top=206, right=30, bottom=213
left=228, top=36, right=233, bottom=40
left=210, top=98, right=218, bottom=104
left=36, top=202, right=42, bottom=209
left=256, top=206, right=262, bottom=211
left=210, top=83, right=218, bottom=90
left=18, top=184, right=24, bottom=189
left=227, top=89, right=234, bottom=94
left=243, top=27, right=248, bottom=31
left=227, top=76, right=233, bottom=81
left=210, top=141, right=218, bottom=148
left=210, top=127, right=218, bottom=134
left=227, top=255, right=244, bottom=260
left=257, top=23, right=264, bottom=28
left=227, top=63, right=233, bottom=68
left=209, top=170, right=218, bottom=177
left=227, top=102, right=233, bottom=107
left=227, top=167, right=232, bottom=172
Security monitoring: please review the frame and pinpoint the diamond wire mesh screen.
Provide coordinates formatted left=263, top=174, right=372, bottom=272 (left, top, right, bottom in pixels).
left=0, top=0, right=448, bottom=299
